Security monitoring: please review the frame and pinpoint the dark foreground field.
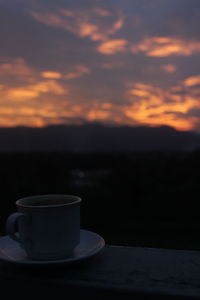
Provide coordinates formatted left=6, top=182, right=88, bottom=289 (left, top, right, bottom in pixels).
left=0, top=151, right=200, bottom=250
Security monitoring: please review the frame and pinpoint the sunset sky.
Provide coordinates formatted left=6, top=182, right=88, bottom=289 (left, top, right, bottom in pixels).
left=1, top=0, right=200, bottom=131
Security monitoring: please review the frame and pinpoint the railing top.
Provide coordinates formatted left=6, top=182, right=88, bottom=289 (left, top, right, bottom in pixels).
left=1, top=245, right=200, bottom=299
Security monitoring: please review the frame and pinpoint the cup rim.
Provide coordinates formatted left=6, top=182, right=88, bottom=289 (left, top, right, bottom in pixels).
left=16, top=194, right=82, bottom=208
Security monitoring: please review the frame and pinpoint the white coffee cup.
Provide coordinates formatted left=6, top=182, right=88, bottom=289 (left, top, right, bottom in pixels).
left=6, top=194, right=81, bottom=260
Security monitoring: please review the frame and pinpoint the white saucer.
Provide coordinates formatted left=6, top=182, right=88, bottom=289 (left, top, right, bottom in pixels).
left=0, top=229, right=105, bottom=266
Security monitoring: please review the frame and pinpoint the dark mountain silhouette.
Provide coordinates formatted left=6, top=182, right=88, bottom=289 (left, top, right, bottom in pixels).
left=0, top=123, right=200, bottom=152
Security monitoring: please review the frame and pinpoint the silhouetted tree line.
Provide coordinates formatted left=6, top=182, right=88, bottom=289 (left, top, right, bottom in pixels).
left=0, top=151, right=200, bottom=250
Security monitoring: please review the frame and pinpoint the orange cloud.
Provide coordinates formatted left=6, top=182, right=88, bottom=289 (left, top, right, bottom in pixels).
left=124, top=82, right=200, bottom=131
left=0, top=57, right=68, bottom=101
left=84, top=102, right=119, bottom=123
left=101, top=102, right=112, bottom=109
left=6, top=80, right=65, bottom=100
left=87, top=109, right=110, bottom=121
left=30, top=9, right=124, bottom=43
left=161, top=64, right=177, bottom=73
left=97, top=39, right=128, bottom=54
left=0, top=114, right=46, bottom=127
left=0, top=58, right=32, bottom=77
left=1, top=56, right=200, bottom=131
left=78, top=23, right=102, bottom=41
left=65, top=65, right=90, bottom=80
left=131, top=37, right=200, bottom=57
left=1, top=79, right=200, bottom=129
left=0, top=57, right=82, bottom=127
left=108, top=17, right=124, bottom=34
left=184, top=75, right=200, bottom=87
left=0, top=96, right=85, bottom=127
left=41, top=71, right=62, bottom=79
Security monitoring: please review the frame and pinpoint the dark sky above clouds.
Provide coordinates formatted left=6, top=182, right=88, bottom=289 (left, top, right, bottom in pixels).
left=1, top=0, right=200, bottom=131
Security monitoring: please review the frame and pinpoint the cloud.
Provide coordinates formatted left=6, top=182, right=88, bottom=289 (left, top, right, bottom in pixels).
left=109, top=17, right=124, bottom=34
left=84, top=102, right=125, bottom=124
left=41, top=66, right=91, bottom=81
left=30, top=8, right=124, bottom=42
left=1, top=73, right=200, bottom=130
left=41, top=71, right=62, bottom=79
left=0, top=57, right=69, bottom=100
left=0, top=57, right=116, bottom=127
left=0, top=56, right=70, bottom=126
left=131, top=37, right=200, bottom=57
left=64, top=65, right=90, bottom=80
left=87, top=109, right=110, bottom=121
left=5, top=80, right=65, bottom=100
left=0, top=58, right=32, bottom=78
left=0, top=104, right=83, bottom=127
left=97, top=39, right=128, bottom=54
left=184, top=75, right=200, bottom=87
left=123, top=82, right=200, bottom=130
left=0, top=57, right=98, bottom=127
left=161, top=64, right=177, bottom=73
left=0, top=84, right=77, bottom=127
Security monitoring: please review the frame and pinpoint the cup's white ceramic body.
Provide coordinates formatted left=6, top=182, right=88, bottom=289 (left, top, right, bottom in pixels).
left=6, top=194, right=81, bottom=260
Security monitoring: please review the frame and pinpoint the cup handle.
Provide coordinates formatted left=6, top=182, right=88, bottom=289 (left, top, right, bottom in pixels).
left=6, top=212, right=25, bottom=242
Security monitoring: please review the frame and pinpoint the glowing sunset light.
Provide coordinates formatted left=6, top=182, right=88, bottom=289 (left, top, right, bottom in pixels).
left=184, top=75, right=200, bottom=87
left=87, top=109, right=110, bottom=121
left=124, top=83, right=200, bottom=131
left=124, top=106, right=196, bottom=131
left=41, top=71, right=62, bottom=79
left=131, top=37, right=200, bottom=57
left=101, top=103, right=112, bottom=109
left=79, top=23, right=100, bottom=40
left=109, top=17, right=124, bottom=33
left=97, top=39, right=128, bottom=54
left=7, top=89, right=39, bottom=100
left=5, top=81, right=66, bottom=100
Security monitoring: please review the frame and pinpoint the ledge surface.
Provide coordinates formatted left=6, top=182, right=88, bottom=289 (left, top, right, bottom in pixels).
left=0, top=244, right=200, bottom=299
